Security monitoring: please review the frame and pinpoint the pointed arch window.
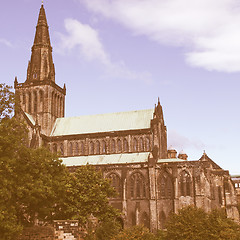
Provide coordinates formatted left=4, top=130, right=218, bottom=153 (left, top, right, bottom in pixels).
left=28, top=92, right=32, bottom=113
left=124, top=139, right=129, bottom=152
left=33, top=91, right=37, bottom=113
left=69, top=142, right=73, bottom=156
left=117, top=139, right=122, bottom=152
left=139, top=137, right=144, bottom=151
left=51, top=92, right=54, bottom=115
left=81, top=142, right=85, bottom=156
left=158, top=172, right=173, bottom=199
left=22, top=92, right=26, bottom=104
left=75, top=142, right=79, bottom=156
left=130, top=172, right=146, bottom=199
left=60, top=143, right=64, bottom=156
left=96, top=141, right=100, bottom=154
left=107, top=173, right=122, bottom=198
left=102, top=140, right=106, bottom=154
left=89, top=141, right=94, bottom=155
left=111, top=139, right=116, bottom=153
left=133, top=138, right=138, bottom=152
left=180, top=170, right=191, bottom=196
left=145, top=137, right=150, bottom=151
left=218, top=186, right=222, bottom=205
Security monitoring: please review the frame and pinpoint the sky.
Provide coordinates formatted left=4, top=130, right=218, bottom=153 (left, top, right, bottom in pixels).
left=0, top=0, right=240, bottom=174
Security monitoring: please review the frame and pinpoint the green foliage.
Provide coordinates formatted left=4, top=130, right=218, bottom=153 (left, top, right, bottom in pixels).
left=112, top=225, right=157, bottom=240
left=0, top=84, right=68, bottom=238
left=57, top=165, right=119, bottom=226
left=84, top=220, right=122, bottom=240
left=0, top=84, right=14, bottom=120
left=165, top=206, right=240, bottom=240
left=0, top=84, right=119, bottom=239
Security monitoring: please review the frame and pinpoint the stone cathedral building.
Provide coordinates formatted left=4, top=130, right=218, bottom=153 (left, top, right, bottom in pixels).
left=14, top=4, right=239, bottom=231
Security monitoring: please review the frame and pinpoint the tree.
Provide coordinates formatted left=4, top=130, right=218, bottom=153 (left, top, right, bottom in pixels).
left=0, top=84, right=69, bottom=239
left=165, top=206, right=240, bottom=240
left=0, top=83, right=120, bottom=239
left=111, top=225, right=157, bottom=240
left=0, top=84, right=14, bottom=120
left=56, top=165, right=119, bottom=226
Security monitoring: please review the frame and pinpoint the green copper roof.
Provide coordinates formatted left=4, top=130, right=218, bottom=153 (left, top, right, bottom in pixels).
left=61, top=152, right=150, bottom=166
left=51, top=109, right=154, bottom=136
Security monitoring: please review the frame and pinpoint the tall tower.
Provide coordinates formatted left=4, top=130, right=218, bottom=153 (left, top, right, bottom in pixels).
left=15, top=4, right=66, bottom=136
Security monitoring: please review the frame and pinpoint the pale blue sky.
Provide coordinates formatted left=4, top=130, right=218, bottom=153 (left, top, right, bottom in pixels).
left=1, top=0, right=240, bottom=174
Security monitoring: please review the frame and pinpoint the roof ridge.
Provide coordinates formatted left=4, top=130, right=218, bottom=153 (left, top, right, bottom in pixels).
left=57, top=108, right=154, bottom=120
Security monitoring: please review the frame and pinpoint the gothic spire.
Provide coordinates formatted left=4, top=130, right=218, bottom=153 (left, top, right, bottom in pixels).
left=26, top=4, right=55, bottom=83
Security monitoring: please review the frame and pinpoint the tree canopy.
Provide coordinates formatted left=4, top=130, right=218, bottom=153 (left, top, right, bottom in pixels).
left=165, top=206, right=240, bottom=240
left=0, top=84, right=118, bottom=239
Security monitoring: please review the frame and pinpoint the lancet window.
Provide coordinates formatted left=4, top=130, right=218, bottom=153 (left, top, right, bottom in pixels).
left=117, top=139, right=122, bottom=152
left=145, top=137, right=150, bottom=151
left=111, top=139, right=116, bottom=153
left=75, top=142, right=79, bottom=155
left=69, top=142, right=73, bottom=156
left=60, top=143, right=64, bottom=156
left=102, top=140, right=106, bottom=154
left=133, top=138, right=138, bottom=152
left=124, top=139, right=129, bottom=152
left=180, top=170, right=191, bottom=196
left=80, top=142, right=85, bottom=155
left=96, top=141, right=100, bottom=154
left=139, top=137, right=144, bottom=151
left=89, top=141, right=94, bottom=155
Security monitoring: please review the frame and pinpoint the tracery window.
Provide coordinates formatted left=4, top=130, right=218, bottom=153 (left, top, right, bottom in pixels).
left=158, top=172, right=173, bottom=199
left=69, top=142, right=73, bottom=156
left=180, top=170, right=191, bottom=196
left=139, top=137, right=144, bottom=151
left=96, top=141, right=100, bottom=154
left=111, top=139, right=116, bottom=153
left=102, top=140, right=106, bottom=154
left=130, top=172, right=146, bottom=199
left=117, top=139, right=122, bottom=152
left=89, top=141, right=94, bottom=155
left=133, top=138, right=138, bottom=152
left=107, top=173, right=122, bottom=198
left=124, top=139, right=129, bottom=152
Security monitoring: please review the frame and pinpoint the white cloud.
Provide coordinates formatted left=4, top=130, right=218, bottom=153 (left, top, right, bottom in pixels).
left=57, top=18, right=152, bottom=83
left=0, top=38, right=12, bottom=47
left=81, top=0, right=240, bottom=72
left=168, top=129, right=205, bottom=151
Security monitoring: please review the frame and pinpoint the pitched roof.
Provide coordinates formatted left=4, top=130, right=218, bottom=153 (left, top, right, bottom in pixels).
left=51, top=109, right=154, bottom=136
left=61, top=152, right=150, bottom=166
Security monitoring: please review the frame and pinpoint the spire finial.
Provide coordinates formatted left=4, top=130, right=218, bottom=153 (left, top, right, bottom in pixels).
left=158, top=97, right=160, bottom=105
left=42, top=0, right=44, bottom=6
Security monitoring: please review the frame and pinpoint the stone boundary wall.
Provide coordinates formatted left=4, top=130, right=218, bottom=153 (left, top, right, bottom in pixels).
left=17, top=220, right=82, bottom=240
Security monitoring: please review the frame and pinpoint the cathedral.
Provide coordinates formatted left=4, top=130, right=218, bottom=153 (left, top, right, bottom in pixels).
left=14, top=4, right=239, bottom=231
